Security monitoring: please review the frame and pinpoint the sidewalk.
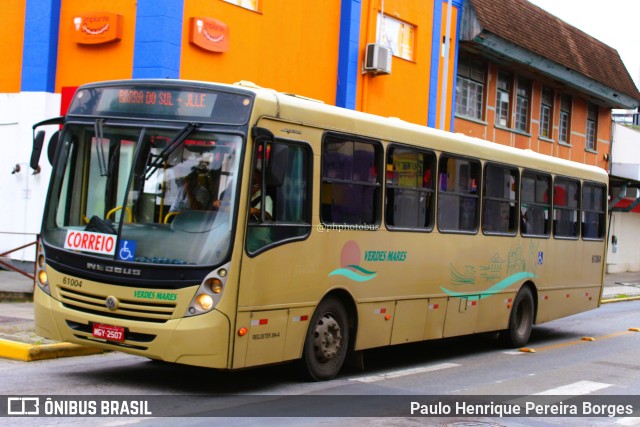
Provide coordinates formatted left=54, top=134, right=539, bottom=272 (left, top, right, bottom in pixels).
left=0, top=268, right=105, bottom=361
left=1, top=267, right=640, bottom=362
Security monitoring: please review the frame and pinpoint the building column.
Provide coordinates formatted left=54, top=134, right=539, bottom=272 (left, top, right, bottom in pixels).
left=21, top=0, right=61, bottom=92
left=336, top=0, right=362, bottom=110
left=133, top=0, right=184, bottom=79
left=428, top=0, right=462, bottom=130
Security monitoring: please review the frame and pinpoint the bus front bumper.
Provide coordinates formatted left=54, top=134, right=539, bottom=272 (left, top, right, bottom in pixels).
left=34, top=286, right=231, bottom=369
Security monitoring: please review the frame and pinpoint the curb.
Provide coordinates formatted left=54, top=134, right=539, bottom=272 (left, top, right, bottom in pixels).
left=601, top=296, right=640, bottom=304
left=0, top=291, right=33, bottom=303
left=0, top=338, right=105, bottom=362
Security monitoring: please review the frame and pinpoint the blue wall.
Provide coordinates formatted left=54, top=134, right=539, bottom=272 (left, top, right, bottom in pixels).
left=21, top=0, right=61, bottom=92
left=133, top=0, right=184, bottom=79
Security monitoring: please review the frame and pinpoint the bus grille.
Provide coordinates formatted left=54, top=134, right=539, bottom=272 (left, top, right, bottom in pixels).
left=58, top=286, right=177, bottom=323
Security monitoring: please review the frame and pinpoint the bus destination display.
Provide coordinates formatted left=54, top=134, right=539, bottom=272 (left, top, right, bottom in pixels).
left=68, top=84, right=253, bottom=124
left=96, top=88, right=217, bottom=118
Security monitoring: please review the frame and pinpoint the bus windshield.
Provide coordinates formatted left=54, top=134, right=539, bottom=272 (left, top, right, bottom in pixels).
left=43, top=122, right=243, bottom=266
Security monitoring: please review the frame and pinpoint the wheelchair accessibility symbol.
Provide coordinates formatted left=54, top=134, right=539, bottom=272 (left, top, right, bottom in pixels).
left=118, top=240, right=137, bottom=261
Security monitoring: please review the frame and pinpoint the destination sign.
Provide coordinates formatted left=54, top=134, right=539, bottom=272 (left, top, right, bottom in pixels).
left=68, top=84, right=253, bottom=124
left=96, top=88, right=217, bottom=118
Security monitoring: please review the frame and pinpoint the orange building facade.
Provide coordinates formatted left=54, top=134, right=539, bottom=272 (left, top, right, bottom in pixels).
left=5, top=0, right=462, bottom=130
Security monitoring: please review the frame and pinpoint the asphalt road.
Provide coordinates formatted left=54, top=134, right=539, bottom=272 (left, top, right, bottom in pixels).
left=2, top=301, right=640, bottom=426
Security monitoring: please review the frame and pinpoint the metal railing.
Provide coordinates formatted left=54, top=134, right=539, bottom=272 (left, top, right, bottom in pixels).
left=0, top=233, right=38, bottom=281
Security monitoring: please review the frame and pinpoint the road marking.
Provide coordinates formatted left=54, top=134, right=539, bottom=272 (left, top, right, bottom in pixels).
left=534, top=380, right=611, bottom=395
left=350, top=362, right=460, bottom=383
left=528, top=330, right=633, bottom=353
left=616, top=417, right=640, bottom=426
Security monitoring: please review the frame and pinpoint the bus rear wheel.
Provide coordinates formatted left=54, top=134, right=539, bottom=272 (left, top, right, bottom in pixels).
left=499, top=286, right=535, bottom=348
left=301, top=297, right=349, bottom=381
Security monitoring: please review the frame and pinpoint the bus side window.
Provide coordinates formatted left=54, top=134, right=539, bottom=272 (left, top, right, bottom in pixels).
left=482, top=163, right=518, bottom=235
left=581, top=182, right=605, bottom=240
left=553, top=178, right=579, bottom=239
left=247, top=140, right=312, bottom=254
left=521, top=170, right=551, bottom=237
left=385, top=146, right=435, bottom=230
left=320, top=135, right=381, bottom=226
left=437, top=154, right=481, bottom=233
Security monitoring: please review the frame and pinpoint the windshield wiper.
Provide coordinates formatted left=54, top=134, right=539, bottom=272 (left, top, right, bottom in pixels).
left=94, top=119, right=108, bottom=177
left=144, top=122, right=199, bottom=180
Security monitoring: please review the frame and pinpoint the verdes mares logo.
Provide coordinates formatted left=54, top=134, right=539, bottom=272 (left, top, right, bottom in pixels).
left=328, top=241, right=377, bottom=282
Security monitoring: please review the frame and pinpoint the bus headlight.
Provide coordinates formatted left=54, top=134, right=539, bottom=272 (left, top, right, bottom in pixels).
left=36, top=248, right=51, bottom=295
left=184, top=263, right=230, bottom=317
left=196, top=294, right=214, bottom=311
left=38, top=270, right=48, bottom=285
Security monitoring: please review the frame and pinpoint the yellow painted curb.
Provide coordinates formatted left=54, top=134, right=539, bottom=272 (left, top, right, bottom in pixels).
left=601, top=296, right=640, bottom=304
left=0, top=338, right=104, bottom=362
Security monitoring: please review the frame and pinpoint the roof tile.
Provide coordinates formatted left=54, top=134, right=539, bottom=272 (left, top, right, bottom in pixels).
left=469, top=0, right=640, bottom=100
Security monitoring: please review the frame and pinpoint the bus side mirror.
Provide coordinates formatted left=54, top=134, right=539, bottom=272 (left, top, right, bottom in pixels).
left=30, top=131, right=46, bottom=171
left=31, top=116, right=64, bottom=170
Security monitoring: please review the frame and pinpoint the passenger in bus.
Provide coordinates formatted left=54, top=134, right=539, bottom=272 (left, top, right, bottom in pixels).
left=211, top=179, right=233, bottom=211
left=520, top=209, right=528, bottom=234
left=169, top=167, right=210, bottom=212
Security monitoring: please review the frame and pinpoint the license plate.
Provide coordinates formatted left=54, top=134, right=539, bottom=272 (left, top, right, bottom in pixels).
left=92, top=323, right=125, bottom=342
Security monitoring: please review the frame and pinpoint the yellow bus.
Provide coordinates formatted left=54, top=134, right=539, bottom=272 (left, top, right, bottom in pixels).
left=32, top=79, right=607, bottom=380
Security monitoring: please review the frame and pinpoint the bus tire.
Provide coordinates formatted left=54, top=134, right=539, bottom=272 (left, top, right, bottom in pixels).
left=499, top=286, right=535, bottom=348
left=301, top=297, right=349, bottom=381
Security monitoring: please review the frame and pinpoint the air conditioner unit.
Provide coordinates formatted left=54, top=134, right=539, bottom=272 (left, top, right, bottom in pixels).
left=364, top=43, right=392, bottom=75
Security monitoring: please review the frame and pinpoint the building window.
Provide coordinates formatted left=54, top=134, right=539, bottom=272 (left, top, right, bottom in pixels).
left=582, top=183, right=605, bottom=240
left=482, top=164, right=518, bottom=235
left=496, top=72, right=512, bottom=127
left=385, top=147, right=436, bottom=230
left=515, top=77, right=531, bottom=132
left=437, top=155, right=481, bottom=233
left=223, top=0, right=259, bottom=11
left=553, top=178, right=579, bottom=239
left=539, top=87, right=554, bottom=139
left=321, top=135, right=381, bottom=225
left=520, top=171, right=551, bottom=237
left=559, top=94, right=572, bottom=144
left=377, top=14, right=415, bottom=61
left=456, top=59, right=485, bottom=120
left=586, top=103, right=598, bottom=151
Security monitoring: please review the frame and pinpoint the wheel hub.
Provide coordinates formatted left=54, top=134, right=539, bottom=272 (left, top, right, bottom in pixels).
left=313, top=314, right=342, bottom=362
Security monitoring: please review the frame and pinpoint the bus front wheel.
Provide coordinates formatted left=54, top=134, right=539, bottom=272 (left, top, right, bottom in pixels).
left=301, top=297, right=349, bottom=381
left=499, top=286, right=535, bottom=348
